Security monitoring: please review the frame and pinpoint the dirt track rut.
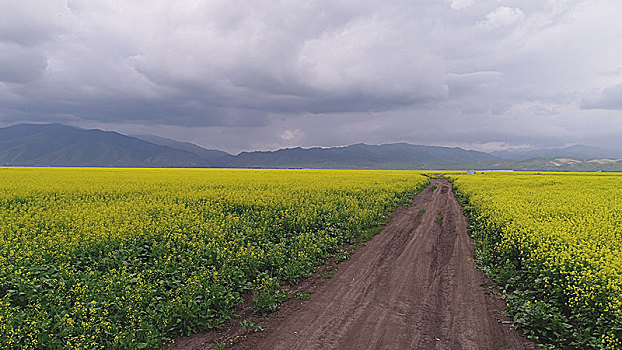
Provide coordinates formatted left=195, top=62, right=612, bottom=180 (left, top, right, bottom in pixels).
left=171, top=179, right=536, bottom=350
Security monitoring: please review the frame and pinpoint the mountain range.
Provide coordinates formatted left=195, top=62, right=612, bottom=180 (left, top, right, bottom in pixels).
left=1, top=123, right=621, bottom=171
left=215, top=143, right=497, bottom=169
left=491, top=144, right=622, bottom=160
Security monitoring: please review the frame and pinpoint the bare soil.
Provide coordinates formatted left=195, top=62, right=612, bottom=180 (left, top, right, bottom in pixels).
left=167, top=179, right=537, bottom=350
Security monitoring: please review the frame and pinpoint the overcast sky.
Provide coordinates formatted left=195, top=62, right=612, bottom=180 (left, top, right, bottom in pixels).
left=1, top=0, right=621, bottom=153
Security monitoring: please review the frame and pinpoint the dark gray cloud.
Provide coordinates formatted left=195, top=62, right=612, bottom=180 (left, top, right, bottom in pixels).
left=1, top=0, right=622, bottom=153
left=0, top=43, right=48, bottom=83
left=0, top=1, right=68, bottom=46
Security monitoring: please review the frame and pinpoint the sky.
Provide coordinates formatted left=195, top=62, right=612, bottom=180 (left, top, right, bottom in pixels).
left=1, top=0, right=621, bottom=154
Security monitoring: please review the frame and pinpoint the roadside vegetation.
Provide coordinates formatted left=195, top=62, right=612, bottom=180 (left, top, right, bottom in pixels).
left=450, top=172, right=622, bottom=349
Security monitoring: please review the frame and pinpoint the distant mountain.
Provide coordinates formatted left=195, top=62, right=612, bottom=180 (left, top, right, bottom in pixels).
left=2, top=123, right=622, bottom=170
left=132, top=134, right=230, bottom=162
left=491, top=145, right=622, bottom=160
left=0, top=123, right=209, bottom=167
left=213, top=143, right=498, bottom=169
left=503, top=157, right=622, bottom=171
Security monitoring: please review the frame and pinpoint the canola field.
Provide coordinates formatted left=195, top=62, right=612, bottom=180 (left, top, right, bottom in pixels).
left=0, top=168, right=428, bottom=349
left=450, top=172, right=622, bottom=349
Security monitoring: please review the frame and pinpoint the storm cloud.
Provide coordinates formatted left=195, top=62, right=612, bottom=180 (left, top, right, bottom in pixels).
left=1, top=0, right=621, bottom=153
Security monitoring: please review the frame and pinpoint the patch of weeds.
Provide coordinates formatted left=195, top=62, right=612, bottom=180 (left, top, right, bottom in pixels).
left=418, top=209, right=425, bottom=218
left=430, top=185, right=438, bottom=191
left=484, top=289, right=497, bottom=296
left=295, top=289, right=314, bottom=301
left=252, top=274, right=290, bottom=315
left=321, top=272, right=334, bottom=279
left=377, top=214, right=392, bottom=226
left=435, top=216, right=443, bottom=225
left=505, top=290, right=573, bottom=348
left=239, top=319, right=264, bottom=333
left=326, top=264, right=338, bottom=271
left=359, top=226, right=382, bottom=243
left=335, top=249, right=351, bottom=263
left=213, top=343, right=225, bottom=350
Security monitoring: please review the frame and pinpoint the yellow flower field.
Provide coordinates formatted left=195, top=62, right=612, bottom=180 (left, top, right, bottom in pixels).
left=450, top=172, right=622, bottom=349
left=0, top=167, right=428, bottom=349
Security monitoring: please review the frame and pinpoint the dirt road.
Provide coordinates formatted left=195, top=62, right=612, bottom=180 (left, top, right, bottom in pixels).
left=171, top=179, right=536, bottom=350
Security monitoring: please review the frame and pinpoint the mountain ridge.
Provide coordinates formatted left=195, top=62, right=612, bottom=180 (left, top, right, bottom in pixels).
left=491, top=144, right=622, bottom=160
left=132, top=134, right=231, bottom=162
left=214, top=142, right=497, bottom=169
left=0, top=123, right=210, bottom=167
left=1, top=123, right=621, bottom=170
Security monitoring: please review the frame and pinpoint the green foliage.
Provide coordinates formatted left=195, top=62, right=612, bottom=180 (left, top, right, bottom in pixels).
left=509, top=292, right=573, bottom=346
left=335, top=249, right=351, bottom=263
left=239, top=320, right=263, bottom=333
left=358, top=227, right=382, bottom=243
left=251, top=274, right=289, bottom=316
left=320, top=272, right=334, bottom=279
left=294, top=290, right=314, bottom=301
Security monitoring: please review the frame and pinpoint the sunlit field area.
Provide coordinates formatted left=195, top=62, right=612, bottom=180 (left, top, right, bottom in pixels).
left=0, top=168, right=428, bottom=349
left=450, top=172, right=622, bottom=349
